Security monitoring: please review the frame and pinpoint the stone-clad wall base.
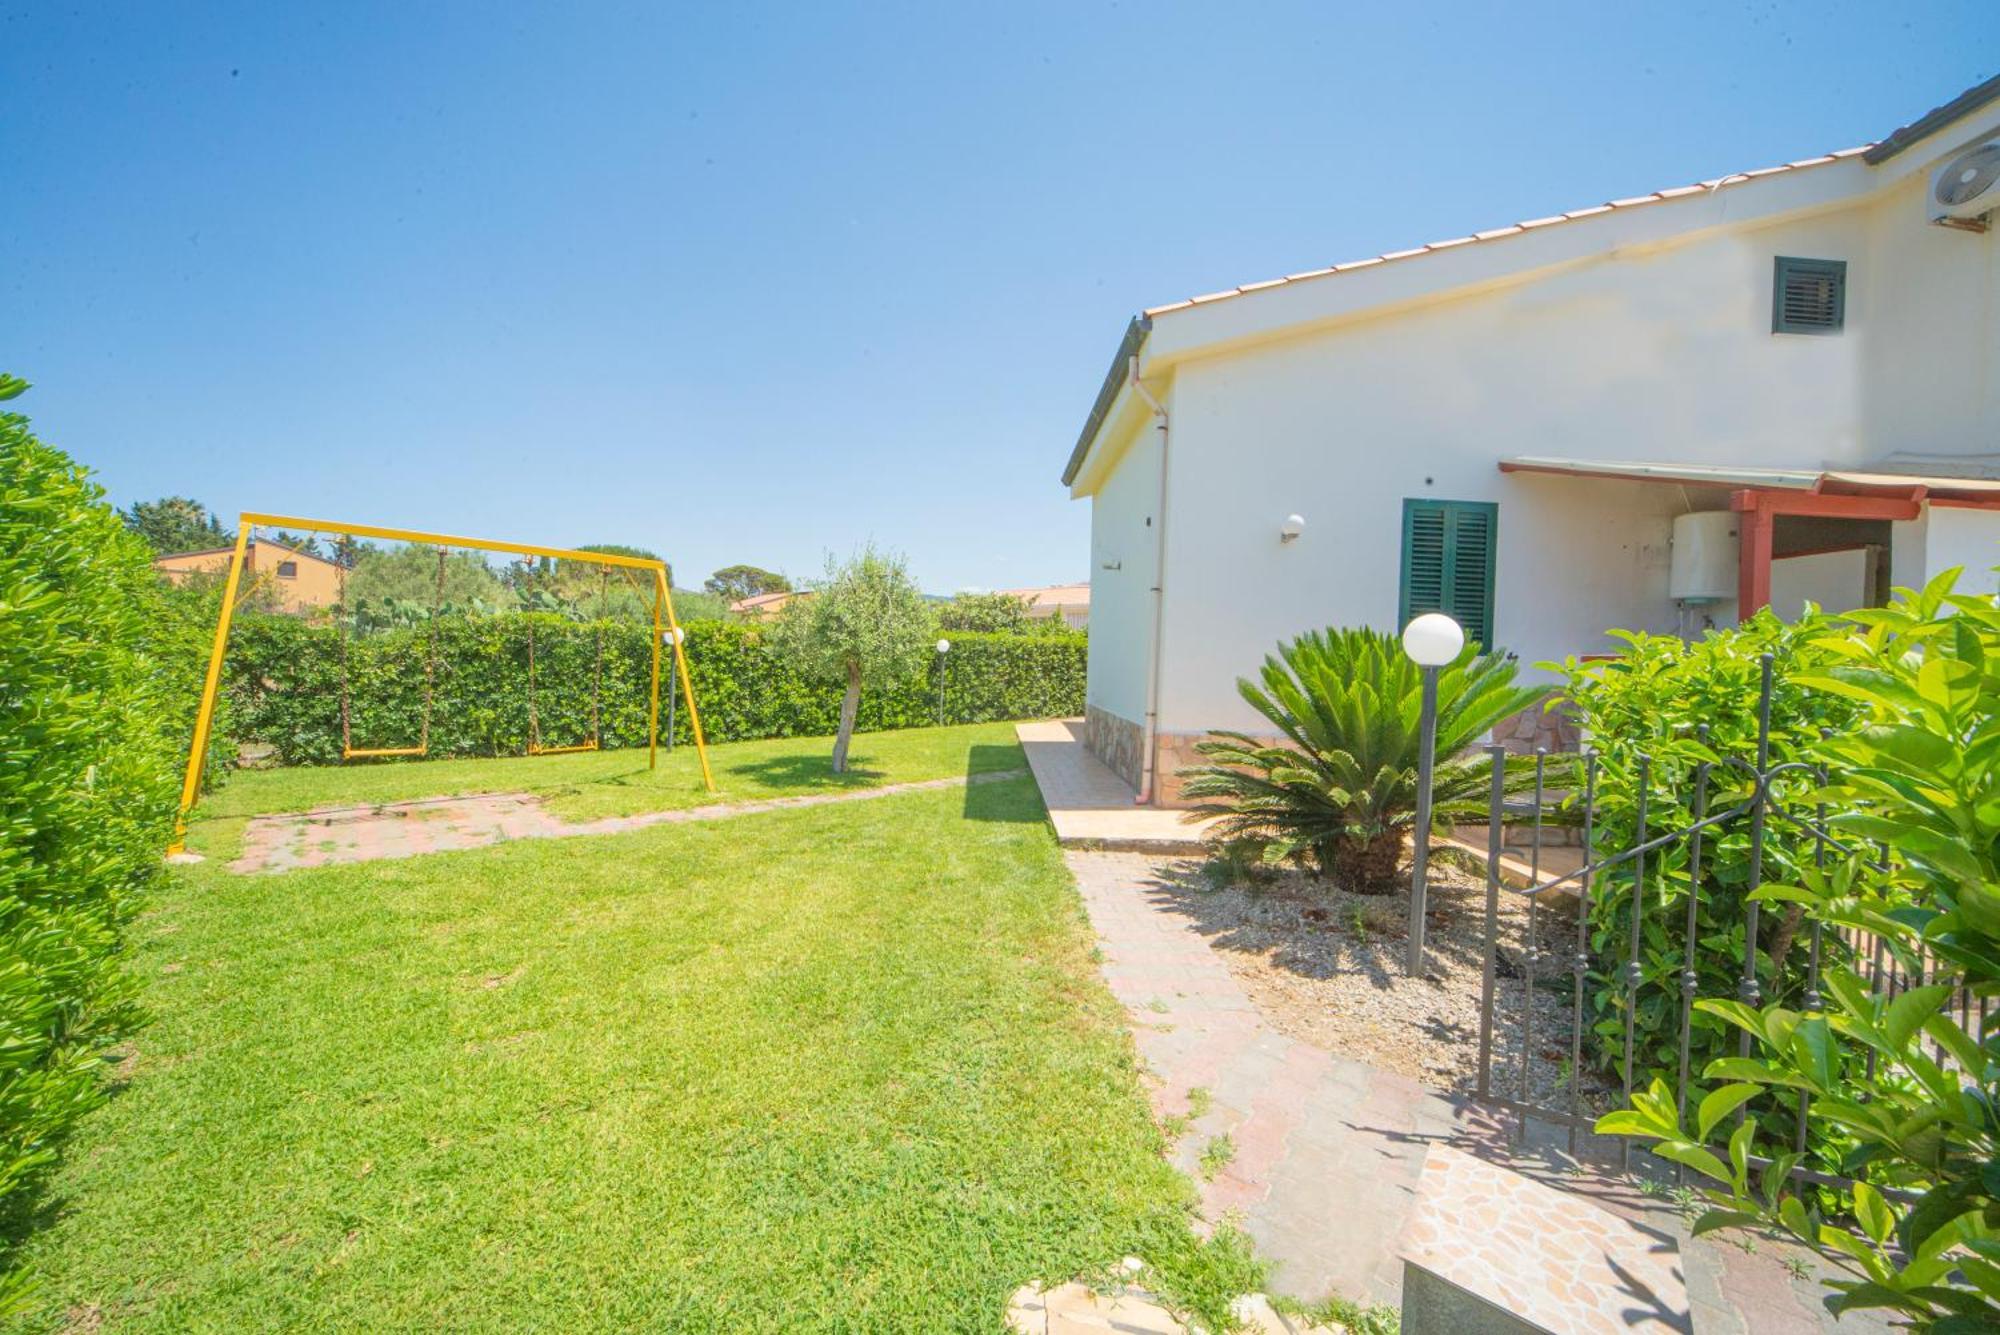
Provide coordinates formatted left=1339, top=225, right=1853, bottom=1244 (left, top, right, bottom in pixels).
left=1151, top=733, right=1208, bottom=808
left=1084, top=705, right=1143, bottom=789
left=1495, top=699, right=1583, bottom=755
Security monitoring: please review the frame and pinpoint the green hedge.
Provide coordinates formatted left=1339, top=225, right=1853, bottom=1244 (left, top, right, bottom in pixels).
left=223, top=616, right=1085, bottom=765
left=0, top=386, right=182, bottom=1303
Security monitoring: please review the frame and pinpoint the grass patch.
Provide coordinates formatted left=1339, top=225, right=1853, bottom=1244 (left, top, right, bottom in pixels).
left=1197, top=1134, right=1236, bottom=1182
left=202, top=721, right=1026, bottom=823
left=11, top=773, right=1262, bottom=1330
left=1272, top=1292, right=1401, bottom=1335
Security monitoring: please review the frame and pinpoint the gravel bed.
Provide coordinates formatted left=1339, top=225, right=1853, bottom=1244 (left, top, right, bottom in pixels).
left=1137, top=856, right=1618, bottom=1116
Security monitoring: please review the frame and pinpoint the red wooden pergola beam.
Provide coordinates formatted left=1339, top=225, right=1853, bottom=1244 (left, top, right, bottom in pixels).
left=1729, top=488, right=1924, bottom=614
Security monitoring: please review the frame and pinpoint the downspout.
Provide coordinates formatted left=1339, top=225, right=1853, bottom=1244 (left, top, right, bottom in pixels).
left=1129, top=355, right=1170, bottom=805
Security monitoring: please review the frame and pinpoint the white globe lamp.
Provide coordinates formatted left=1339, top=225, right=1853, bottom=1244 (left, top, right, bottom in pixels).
left=1401, top=612, right=1464, bottom=668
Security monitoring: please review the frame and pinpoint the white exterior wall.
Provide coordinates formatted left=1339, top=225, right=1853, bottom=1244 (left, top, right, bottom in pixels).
left=1920, top=507, right=2000, bottom=598
left=1084, top=413, right=1163, bottom=728
left=1152, top=204, right=1897, bottom=735
left=1080, top=143, right=2000, bottom=745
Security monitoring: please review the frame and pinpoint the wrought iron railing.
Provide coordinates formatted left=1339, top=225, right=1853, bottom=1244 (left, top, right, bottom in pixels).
left=1472, top=654, right=1977, bottom=1184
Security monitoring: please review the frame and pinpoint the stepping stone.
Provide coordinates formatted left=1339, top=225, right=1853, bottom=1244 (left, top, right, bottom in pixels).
left=1005, top=1279, right=1345, bottom=1335
left=1397, top=1144, right=1690, bottom=1334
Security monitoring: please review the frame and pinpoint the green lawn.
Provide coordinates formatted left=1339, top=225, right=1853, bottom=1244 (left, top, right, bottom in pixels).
left=204, top=720, right=1028, bottom=823
left=11, top=749, right=1259, bottom=1330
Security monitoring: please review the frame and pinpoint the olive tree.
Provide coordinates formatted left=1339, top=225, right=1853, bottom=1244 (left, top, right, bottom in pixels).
left=773, top=546, right=933, bottom=772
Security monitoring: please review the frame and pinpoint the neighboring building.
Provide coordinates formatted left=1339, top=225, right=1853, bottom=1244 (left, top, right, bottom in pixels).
left=1062, top=77, right=2000, bottom=805
left=154, top=537, right=343, bottom=613
left=1002, top=583, right=1090, bottom=628
left=730, top=589, right=804, bottom=619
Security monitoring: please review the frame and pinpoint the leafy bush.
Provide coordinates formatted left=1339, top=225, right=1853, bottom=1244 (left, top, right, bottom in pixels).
left=937, top=590, right=1057, bottom=635
left=0, top=376, right=181, bottom=1303
left=1551, top=612, right=1876, bottom=1098
left=1180, top=627, right=1544, bottom=891
left=220, top=614, right=1086, bottom=765
left=1599, top=573, right=2000, bottom=1329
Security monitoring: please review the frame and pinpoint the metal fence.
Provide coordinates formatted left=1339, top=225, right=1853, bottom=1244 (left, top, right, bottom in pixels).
left=1471, top=654, right=1983, bottom=1180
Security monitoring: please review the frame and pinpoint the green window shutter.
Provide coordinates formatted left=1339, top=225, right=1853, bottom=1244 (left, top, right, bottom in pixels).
left=1772, top=256, right=1846, bottom=335
left=1399, top=499, right=1497, bottom=649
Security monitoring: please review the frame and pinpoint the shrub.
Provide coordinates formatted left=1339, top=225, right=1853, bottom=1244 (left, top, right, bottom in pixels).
left=1550, top=612, right=1878, bottom=1106
left=219, top=614, right=1086, bottom=765
left=1598, top=573, right=2000, bottom=1329
left=1180, top=627, right=1545, bottom=892
left=0, top=376, right=181, bottom=1303
left=938, top=591, right=1045, bottom=635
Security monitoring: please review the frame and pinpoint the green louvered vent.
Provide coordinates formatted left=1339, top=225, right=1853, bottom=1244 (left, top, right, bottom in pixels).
left=1399, top=499, right=1496, bottom=649
left=1773, top=256, right=1846, bottom=335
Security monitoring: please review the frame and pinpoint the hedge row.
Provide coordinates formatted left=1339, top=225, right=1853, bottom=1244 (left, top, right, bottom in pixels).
left=224, top=616, right=1086, bottom=765
left=0, top=388, right=183, bottom=1306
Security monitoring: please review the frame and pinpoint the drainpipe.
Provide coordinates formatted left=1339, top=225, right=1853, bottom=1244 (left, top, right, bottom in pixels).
left=1129, top=355, right=1170, bottom=805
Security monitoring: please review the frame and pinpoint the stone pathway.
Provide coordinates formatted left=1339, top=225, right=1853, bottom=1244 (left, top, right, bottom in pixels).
left=1017, top=720, right=1214, bottom=852
left=1066, top=850, right=1880, bottom=1332
left=231, top=769, right=1028, bottom=873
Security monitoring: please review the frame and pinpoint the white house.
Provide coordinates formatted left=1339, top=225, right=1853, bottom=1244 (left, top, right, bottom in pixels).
left=1063, top=77, right=2000, bottom=804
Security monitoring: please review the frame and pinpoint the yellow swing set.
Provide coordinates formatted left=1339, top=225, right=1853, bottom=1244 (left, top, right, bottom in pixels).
left=165, top=512, right=715, bottom=856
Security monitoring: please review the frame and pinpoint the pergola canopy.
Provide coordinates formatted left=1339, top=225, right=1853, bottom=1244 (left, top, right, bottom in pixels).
left=1498, top=455, right=2000, bottom=504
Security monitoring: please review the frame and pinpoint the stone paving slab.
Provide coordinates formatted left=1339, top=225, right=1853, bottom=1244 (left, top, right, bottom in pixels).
left=1017, top=720, right=1215, bottom=852
left=230, top=768, right=1027, bottom=873
left=1062, top=850, right=1882, bottom=1331
left=1400, top=1144, right=1688, bottom=1333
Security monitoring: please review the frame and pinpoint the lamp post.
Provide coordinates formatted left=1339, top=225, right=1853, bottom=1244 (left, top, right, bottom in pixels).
left=935, top=638, right=951, bottom=726
left=1402, top=612, right=1464, bottom=977
left=663, top=625, right=685, bottom=751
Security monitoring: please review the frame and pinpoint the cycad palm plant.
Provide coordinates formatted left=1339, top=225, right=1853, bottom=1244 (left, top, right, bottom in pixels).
left=1180, top=627, right=1547, bottom=892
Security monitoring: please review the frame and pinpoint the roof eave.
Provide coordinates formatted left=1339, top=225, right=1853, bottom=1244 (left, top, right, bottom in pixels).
left=1060, top=315, right=1150, bottom=488
left=1864, top=72, right=2000, bottom=164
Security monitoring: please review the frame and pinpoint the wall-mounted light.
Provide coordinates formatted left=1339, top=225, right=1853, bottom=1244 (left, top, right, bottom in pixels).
left=1279, top=514, right=1306, bottom=544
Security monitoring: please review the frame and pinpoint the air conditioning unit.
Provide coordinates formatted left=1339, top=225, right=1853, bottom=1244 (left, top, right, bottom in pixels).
left=1931, top=139, right=2000, bottom=224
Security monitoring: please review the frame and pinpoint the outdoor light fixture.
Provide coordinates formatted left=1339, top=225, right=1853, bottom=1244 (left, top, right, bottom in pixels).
left=663, top=625, right=686, bottom=750
left=1401, top=612, right=1464, bottom=667
left=1401, top=612, right=1464, bottom=975
left=936, top=639, right=951, bottom=726
left=1279, top=514, right=1306, bottom=544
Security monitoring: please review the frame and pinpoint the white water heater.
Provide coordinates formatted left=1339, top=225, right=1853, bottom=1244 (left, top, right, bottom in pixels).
left=1670, top=512, right=1738, bottom=603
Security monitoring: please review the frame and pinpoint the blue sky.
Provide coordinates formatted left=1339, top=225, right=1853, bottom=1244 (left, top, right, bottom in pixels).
left=4, top=3, right=1995, bottom=593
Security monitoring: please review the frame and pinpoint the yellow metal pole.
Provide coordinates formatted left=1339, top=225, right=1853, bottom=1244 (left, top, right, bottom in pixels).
left=657, top=567, right=714, bottom=792
left=167, top=519, right=253, bottom=856
left=647, top=567, right=662, bottom=771
left=240, top=512, right=664, bottom=570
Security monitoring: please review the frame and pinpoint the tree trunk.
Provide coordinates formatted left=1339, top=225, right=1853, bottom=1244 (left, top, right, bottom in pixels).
left=831, top=662, right=861, bottom=773
left=1332, top=829, right=1407, bottom=894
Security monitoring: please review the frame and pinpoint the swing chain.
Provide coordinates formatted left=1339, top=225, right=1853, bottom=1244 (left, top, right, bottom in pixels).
left=418, top=546, right=448, bottom=752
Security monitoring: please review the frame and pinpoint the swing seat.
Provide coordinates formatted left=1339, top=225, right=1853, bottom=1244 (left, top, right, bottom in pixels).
left=526, top=740, right=599, bottom=756
left=342, top=744, right=428, bottom=760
